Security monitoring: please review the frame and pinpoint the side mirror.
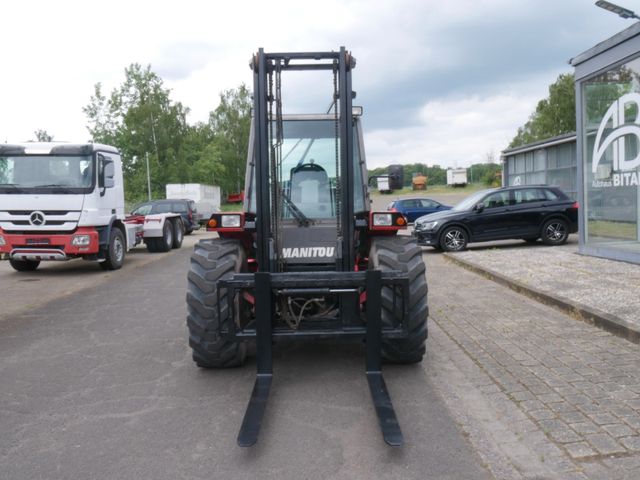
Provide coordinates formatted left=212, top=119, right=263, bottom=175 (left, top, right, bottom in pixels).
left=474, top=202, right=485, bottom=212
left=98, top=155, right=115, bottom=196
left=388, top=164, right=404, bottom=190
left=103, top=160, right=115, bottom=188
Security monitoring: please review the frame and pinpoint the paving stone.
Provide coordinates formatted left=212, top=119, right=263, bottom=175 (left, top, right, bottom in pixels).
left=585, top=433, right=627, bottom=455
left=549, top=428, right=583, bottom=444
left=564, top=441, right=597, bottom=459
left=569, top=421, right=602, bottom=435
left=558, top=410, right=589, bottom=424
left=538, top=392, right=564, bottom=404
left=529, top=408, right=557, bottom=421
left=621, top=415, right=640, bottom=429
left=619, top=436, right=640, bottom=451
left=589, top=413, right=620, bottom=426
left=602, top=423, right=636, bottom=438
left=520, top=399, right=545, bottom=412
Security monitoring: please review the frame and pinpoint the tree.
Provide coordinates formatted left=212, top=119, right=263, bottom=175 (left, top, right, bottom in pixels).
left=83, top=64, right=192, bottom=202
left=509, top=73, right=576, bottom=148
left=34, top=129, right=53, bottom=142
left=207, top=84, right=252, bottom=195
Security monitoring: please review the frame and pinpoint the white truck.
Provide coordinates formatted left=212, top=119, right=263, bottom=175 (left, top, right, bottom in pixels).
left=377, top=176, right=390, bottom=194
left=0, top=143, right=183, bottom=272
left=447, top=168, right=468, bottom=187
left=165, top=183, right=220, bottom=224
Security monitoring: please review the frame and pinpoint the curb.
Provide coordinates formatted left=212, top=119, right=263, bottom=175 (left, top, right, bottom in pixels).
left=443, top=253, right=640, bottom=344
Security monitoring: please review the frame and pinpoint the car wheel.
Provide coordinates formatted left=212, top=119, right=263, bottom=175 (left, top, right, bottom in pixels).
left=440, top=226, right=468, bottom=252
left=541, top=218, right=569, bottom=246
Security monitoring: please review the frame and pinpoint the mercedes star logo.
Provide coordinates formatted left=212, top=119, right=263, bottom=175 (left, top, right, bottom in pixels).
left=29, top=211, right=46, bottom=226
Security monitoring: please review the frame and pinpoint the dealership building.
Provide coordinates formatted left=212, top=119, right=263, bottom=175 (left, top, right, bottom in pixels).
left=502, top=23, right=640, bottom=265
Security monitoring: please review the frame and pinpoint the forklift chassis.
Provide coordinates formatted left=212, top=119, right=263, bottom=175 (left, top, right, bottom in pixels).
left=186, top=48, right=428, bottom=447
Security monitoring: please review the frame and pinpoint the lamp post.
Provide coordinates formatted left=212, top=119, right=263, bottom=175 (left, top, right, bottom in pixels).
left=595, top=0, right=640, bottom=20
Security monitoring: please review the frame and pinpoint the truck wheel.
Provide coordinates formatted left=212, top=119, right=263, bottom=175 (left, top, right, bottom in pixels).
left=9, top=259, right=40, bottom=272
left=187, top=238, right=248, bottom=368
left=145, top=240, right=157, bottom=253
left=100, top=227, right=125, bottom=270
left=157, top=220, right=174, bottom=253
left=171, top=218, right=184, bottom=249
left=368, top=237, right=428, bottom=364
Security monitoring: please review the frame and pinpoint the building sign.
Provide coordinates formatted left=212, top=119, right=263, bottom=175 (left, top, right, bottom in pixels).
left=592, top=92, right=640, bottom=188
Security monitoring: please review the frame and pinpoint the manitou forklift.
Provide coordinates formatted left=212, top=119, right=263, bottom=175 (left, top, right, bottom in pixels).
left=186, top=48, right=428, bottom=446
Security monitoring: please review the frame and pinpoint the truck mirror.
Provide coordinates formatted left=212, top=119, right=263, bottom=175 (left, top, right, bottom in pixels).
left=100, top=157, right=115, bottom=189
left=103, top=161, right=115, bottom=188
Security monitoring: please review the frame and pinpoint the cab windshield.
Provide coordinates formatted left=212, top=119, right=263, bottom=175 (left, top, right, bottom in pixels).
left=248, top=118, right=365, bottom=220
left=0, top=155, right=94, bottom=193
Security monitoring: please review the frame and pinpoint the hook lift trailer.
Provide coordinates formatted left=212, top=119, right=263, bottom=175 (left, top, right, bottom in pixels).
left=186, top=47, right=429, bottom=446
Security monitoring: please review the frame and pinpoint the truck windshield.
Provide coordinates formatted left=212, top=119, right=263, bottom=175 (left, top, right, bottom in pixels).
left=0, top=155, right=94, bottom=193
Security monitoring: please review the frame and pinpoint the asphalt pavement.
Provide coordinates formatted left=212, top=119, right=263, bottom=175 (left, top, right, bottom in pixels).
left=0, top=235, right=491, bottom=480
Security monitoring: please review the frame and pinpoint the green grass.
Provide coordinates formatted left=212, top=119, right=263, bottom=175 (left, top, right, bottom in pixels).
left=371, top=183, right=489, bottom=196
left=220, top=203, right=244, bottom=212
left=588, top=220, right=637, bottom=240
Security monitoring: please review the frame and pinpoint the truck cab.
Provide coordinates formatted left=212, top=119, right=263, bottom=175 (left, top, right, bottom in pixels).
left=0, top=143, right=133, bottom=271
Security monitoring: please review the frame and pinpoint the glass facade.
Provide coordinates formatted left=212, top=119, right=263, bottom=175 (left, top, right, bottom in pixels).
left=582, top=57, right=640, bottom=255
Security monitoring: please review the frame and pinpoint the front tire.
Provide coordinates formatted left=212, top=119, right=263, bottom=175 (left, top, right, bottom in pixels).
left=100, top=227, right=125, bottom=270
left=541, top=218, right=569, bottom=245
left=440, top=226, right=468, bottom=252
left=9, top=259, right=40, bottom=272
left=186, top=238, right=248, bottom=368
left=369, top=237, right=428, bottom=364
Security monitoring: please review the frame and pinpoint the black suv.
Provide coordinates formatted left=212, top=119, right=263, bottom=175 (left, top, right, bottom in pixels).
left=131, top=199, right=200, bottom=234
left=412, top=186, right=578, bottom=251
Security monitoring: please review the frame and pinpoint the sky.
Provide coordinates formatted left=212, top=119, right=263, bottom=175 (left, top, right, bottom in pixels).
left=1, top=0, right=637, bottom=169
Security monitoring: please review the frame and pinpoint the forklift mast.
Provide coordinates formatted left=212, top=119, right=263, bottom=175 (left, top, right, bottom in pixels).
left=251, top=48, right=356, bottom=272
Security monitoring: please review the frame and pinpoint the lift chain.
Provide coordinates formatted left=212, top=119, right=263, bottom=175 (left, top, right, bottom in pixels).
left=333, top=60, right=342, bottom=237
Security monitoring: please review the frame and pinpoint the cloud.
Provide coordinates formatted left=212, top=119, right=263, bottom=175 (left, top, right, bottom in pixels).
left=0, top=0, right=633, bottom=166
left=365, top=88, right=543, bottom=169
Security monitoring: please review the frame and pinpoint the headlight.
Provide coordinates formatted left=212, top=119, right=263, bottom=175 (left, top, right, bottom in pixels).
left=0, top=235, right=6, bottom=246
left=72, top=234, right=91, bottom=246
left=416, top=220, right=438, bottom=231
left=372, top=213, right=393, bottom=226
left=221, top=214, right=242, bottom=228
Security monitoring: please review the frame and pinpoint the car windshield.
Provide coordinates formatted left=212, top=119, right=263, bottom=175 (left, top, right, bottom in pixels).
left=452, top=189, right=495, bottom=212
left=0, top=154, right=93, bottom=192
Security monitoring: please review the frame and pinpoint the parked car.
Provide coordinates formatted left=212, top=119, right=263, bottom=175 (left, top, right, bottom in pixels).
left=130, top=199, right=200, bottom=234
left=412, top=185, right=578, bottom=251
left=386, top=197, right=452, bottom=222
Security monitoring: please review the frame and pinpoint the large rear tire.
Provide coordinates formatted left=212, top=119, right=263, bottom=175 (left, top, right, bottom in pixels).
left=368, top=236, right=428, bottom=364
left=186, top=238, right=248, bottom=368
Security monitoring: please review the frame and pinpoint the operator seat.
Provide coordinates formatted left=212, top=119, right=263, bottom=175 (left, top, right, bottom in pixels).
left=290, top=163, right=331, bottom=205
